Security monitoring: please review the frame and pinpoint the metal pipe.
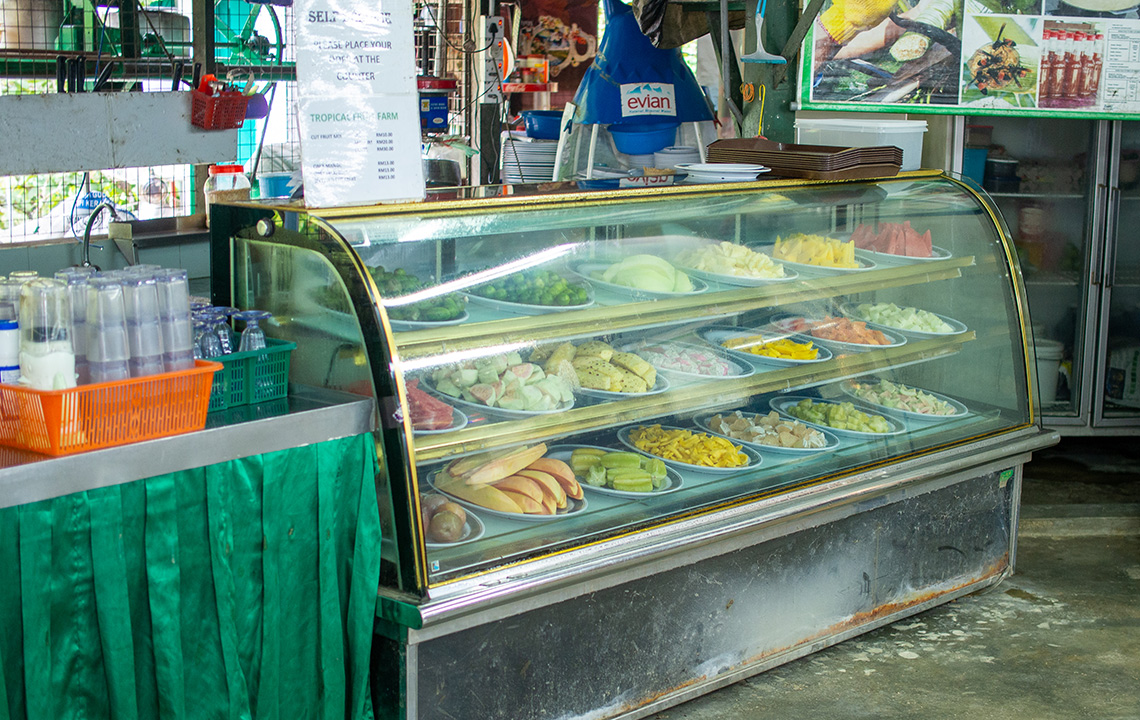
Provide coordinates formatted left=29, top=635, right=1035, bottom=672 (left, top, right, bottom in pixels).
left=81, top=201, right=120, bottom=268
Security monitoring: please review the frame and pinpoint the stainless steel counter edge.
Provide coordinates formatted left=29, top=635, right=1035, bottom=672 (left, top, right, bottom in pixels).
left=0, top=386, right=376, bottom=509
left=396, top=427, right=1058, bottom=639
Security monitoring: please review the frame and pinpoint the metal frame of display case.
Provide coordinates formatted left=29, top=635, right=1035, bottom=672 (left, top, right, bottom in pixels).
left=210, top=172, right=1058, bottom=720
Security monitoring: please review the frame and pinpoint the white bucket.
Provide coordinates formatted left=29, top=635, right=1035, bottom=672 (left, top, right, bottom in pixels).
left=1035, top=339, right=1064, bottom=404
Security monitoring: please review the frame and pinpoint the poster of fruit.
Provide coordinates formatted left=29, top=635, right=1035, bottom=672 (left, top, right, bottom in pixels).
left=801, top=0, right=1140, bottom=117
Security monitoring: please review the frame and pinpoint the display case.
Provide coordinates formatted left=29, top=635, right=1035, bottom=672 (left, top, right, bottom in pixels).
left=210, top=171, right=1057, bottom=720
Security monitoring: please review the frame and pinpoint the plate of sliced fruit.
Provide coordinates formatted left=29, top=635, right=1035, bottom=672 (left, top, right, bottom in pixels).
left=427, top=443, right=587, bottom=522
left=547, top=444, right=684, bottom=497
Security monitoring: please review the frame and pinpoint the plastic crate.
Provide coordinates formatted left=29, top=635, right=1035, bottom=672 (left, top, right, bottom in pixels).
left=0, top=360, right=222, bottom=456
left=207, top=339, right=296, bottom=413
left=190, top=89, right=249, bottom=130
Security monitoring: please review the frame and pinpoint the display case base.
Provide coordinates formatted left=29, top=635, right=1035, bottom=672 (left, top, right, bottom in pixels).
left=373, top=464, right=1023, bottom=720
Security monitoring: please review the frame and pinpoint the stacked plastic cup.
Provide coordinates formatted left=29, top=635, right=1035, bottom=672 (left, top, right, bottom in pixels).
left=0, top=278, right=23, bottom=380
left=120, top=276, right=165, bottom=377
left=86, top=278, right=131, bottom=383
left=0, top=278, right=20, bottom=384
left=18, top=278, right=76, bottom=390
left=8, top=270, right=39, bottom=283
left=154, top=269, right=194, bottom=371
left=124, top=264, right=163, bottom=278
left=54, top=270, right=92, bottom=384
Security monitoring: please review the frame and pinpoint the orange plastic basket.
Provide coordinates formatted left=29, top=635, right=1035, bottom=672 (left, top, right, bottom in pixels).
left=0, top=360, right=222, bottom=456
left=190, top=89, right=248, bottom=130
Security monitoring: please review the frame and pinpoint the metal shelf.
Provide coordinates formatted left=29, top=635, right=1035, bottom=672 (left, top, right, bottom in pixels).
left=393, top=258, right=975, bottom=361
left=412, top=333, right=975, bottom=462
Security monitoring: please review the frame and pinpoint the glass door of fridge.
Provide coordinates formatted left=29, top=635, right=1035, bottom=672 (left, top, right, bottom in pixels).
left=975, top=117, right=1104, bottom=425
left=1095, top=120, right=1140, bottom=426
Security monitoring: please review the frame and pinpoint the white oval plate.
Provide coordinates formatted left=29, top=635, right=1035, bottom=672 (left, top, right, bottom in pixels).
left=577, top=372, right=671, bottom=401
left=429, top=470, right=588, bottom=522
left=697, top=326, right=834, bottom=367
left=674, top=262, right=798, bottom=287
left=693, top=412, right=841, bottom=455
left=854, top=245, right=953, bottom=265
left=413, top=407, right=469, bottom=435
left=388, top=309, right=469, bottom=330
left=838, top=379, right=970, bottom=422
left=464, top=285, right=594, bottom=315
left=425, top=381, right=575, bottom=419
left=754, top=244, right=877, bottom=275
left=623, top=341, right=755, bottom=383
left=769, top=396, right=906, bottom=437
left=575, top=263, right=709, bottom=300
left=682, top=173, right=771, bottom=184
left=545, top=444, right=685, bottom=498
left=617, top=424, right=762, bottom=474
left=766, top=315, right=908, bottom=354
left=838, top=302, right=969, bottom=338
left=675, top=162, right=767, bottom=173
left=425, top=507, right=486, bottom=547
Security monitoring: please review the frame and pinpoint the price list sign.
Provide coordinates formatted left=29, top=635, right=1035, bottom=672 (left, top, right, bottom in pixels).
left=295, top=0, right=424, bottom=206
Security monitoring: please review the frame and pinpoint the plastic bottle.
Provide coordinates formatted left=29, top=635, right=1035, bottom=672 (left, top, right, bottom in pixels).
left=1061, top=31, right=1079, bottom=100
left=203, top=164, right=250, bottom=227
left=1076, top=31, right=1093, bottom=102
left=1040, top=29, right=1056, bottom=101
left=1084, top=34, right=1103, bottom=99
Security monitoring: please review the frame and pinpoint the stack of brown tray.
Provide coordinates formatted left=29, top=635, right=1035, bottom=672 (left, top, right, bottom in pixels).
left=706, top=138, right=903, bottom=180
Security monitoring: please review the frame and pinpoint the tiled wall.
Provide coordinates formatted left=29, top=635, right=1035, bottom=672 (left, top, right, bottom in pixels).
left=0, top=238, right=210, bottom=291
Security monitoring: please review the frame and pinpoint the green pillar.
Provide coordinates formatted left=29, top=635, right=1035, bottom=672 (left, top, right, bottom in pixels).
left=740, top=0, right=799, bottom=142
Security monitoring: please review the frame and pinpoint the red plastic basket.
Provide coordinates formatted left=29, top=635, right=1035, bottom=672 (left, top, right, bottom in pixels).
left=190, top=89, right=249, bottom=130
left=0, top=360, right=222, bottom=456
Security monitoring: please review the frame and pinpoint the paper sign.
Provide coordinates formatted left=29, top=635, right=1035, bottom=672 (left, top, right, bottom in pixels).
left=295, top=0, right=424, bottom=206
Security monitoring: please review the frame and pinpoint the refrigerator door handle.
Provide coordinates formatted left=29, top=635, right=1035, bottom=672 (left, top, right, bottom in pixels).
left=1104, top=185, right=1120, bottom=289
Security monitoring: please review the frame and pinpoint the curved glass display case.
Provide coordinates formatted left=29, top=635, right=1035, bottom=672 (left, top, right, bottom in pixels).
left=209, top=171, right=1041, bottom=598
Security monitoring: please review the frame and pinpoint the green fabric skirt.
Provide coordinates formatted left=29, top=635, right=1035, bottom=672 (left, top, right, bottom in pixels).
left=0, top=433, right=381, bottom=720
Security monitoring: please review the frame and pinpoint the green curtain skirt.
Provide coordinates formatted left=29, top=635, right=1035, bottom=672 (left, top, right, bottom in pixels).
left=0, top=433, right=381, bottom=720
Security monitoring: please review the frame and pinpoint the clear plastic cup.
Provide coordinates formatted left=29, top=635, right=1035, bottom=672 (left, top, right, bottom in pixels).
left=123, top=264, right=163, bottom=278
left=18, top=278, right=76, bottom=390
left=86, top=278, right=127, bottom=327
left=121, top=276, right=162, bottom=326
left=154, top=269, right=191, bottom=319
left=0, top=278, right=22, bottom=321
left=55, top=272, right=91, bottom=384
left=85, top=278, right=130, bottom=383
left=9, top=270, right=39, bottom=283
left=161, top=316, right=195, bottom=371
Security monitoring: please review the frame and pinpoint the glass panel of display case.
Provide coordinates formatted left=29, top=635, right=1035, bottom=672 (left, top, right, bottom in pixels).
left=214, top=174, right=1035, bottom=590
left=310, top=177, right=1031, bottom=584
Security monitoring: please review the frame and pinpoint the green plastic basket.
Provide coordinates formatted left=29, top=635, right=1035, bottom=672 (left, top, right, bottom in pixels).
left=207, top=338, right=296, bottom=413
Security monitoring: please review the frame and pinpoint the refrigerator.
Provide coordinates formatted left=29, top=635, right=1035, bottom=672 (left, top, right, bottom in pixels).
left=950, top=116, right=1140, bottom=434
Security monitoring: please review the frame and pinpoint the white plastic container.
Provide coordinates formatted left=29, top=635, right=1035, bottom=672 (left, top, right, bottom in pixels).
left=795, top=118, right=928, bottom=171
left=1034, top=338, right=1065, bottom=404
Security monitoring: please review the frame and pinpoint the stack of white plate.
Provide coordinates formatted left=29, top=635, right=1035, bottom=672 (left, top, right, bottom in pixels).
left=626, top=153, right=655, bottom=169
left=676, top=162, right=770, bottom=184
left=501, top=131, right=558, bottom=184
left=653, top=146, right=701, bottom=170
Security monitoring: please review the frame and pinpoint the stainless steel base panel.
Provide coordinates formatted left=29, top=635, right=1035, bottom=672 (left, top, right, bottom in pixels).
left=373, top=465, right=1021, bottom=720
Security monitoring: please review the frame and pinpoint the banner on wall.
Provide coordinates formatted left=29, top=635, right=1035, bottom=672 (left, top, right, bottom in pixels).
left=294, top=0, right=425, bottom=207
left=800, top=0, right=1140, bottom=118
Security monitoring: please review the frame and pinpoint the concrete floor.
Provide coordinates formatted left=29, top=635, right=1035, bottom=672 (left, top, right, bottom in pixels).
left=650, top=439, right=1140, bottom=720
